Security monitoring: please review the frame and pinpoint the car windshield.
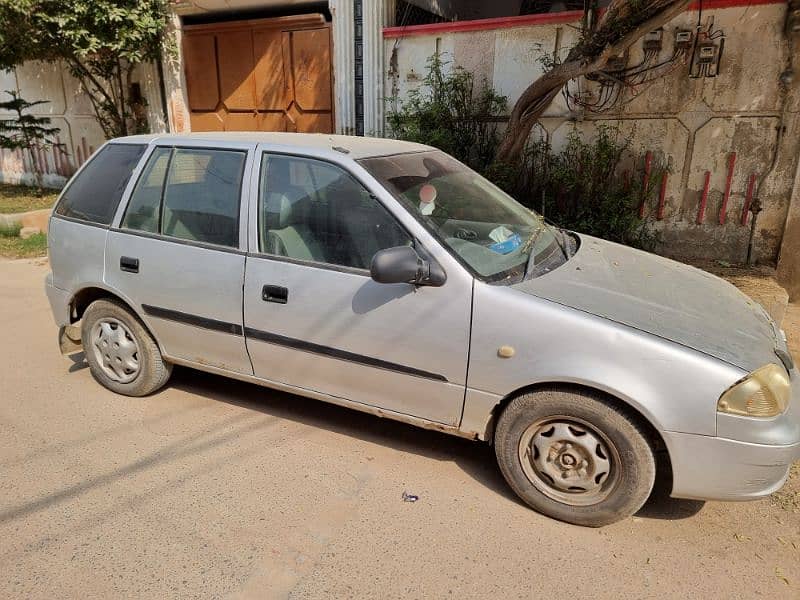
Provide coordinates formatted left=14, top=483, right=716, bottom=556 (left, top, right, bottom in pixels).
left=359, top=150, right=566, bottom=282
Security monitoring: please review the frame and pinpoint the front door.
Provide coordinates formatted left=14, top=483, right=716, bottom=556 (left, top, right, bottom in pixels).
left=242, top=152, right=472, bottom=425
left=105, top=142, right=254, bottom=374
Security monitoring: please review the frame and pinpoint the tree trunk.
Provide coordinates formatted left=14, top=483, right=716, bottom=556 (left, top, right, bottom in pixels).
left=496, top=0, right=692, bottom=164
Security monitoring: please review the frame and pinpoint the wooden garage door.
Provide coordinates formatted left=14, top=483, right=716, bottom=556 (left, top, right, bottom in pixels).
left=182, top=14, right=333, bottom=133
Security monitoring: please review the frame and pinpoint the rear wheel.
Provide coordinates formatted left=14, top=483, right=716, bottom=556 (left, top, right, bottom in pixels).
left=494, top=387, right=656, bottom=527
left=81, top=299, right=172, bottom=396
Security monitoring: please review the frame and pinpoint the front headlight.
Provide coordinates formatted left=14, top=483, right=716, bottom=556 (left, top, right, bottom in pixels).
left=717, top=364, right=791, bottom=418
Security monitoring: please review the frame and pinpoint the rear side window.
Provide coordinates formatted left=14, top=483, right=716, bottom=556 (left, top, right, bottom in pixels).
left=121, top=147, right=246, bottom=249
left=55, top=144, right=146, bottom=225
left=121, top=147, right=171, bottom=234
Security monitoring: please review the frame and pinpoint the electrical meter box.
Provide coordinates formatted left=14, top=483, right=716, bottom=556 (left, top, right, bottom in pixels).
left=644, top=29, right=664, bottom=52
left=698, top=44, right=717, bottom=63
left=675, top=30, right=693, bottom=48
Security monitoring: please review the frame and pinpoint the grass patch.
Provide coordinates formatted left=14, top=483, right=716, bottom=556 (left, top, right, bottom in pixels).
left=0, top=222, right=22, bottom=237
left=0, top=231, right=47, bottom=258
left=0, top=183, right=59, bottom=213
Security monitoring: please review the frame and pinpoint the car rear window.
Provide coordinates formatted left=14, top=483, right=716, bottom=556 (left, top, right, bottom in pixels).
left=55, top=143, right=146, bottom=225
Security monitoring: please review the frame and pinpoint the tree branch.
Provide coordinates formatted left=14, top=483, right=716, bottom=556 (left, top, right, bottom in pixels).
left=67, top=58, right=117, bottom=114
left=496, top=0, right=691, bottom=164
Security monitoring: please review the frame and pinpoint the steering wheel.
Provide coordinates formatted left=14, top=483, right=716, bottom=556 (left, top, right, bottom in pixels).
left=454, top=228, right=478, bottom=241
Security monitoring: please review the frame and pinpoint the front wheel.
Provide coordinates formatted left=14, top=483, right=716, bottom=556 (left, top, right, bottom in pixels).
left=494, top=387, right=656, bottom=527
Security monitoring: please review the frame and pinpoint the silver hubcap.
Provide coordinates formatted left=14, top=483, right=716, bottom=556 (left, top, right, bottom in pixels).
left=90, top=318, right=141, bottom=384
left=518, top=416, right=620, bottom=506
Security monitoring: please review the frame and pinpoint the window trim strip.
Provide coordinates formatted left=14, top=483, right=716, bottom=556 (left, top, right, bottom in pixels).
left=108, top=226, right=247, bottom=255
left=51, top=213, right=110, bottom=230
left=246, top=250, right=370, bottom=276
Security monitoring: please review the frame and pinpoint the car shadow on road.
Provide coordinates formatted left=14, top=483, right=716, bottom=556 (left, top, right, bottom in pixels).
left=167, top=367, right=705, bottom=522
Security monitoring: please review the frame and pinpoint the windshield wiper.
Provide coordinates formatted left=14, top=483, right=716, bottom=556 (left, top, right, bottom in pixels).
left=522, top=224, right=546, bottom=278
left=553, top=227, right=573, bottom=260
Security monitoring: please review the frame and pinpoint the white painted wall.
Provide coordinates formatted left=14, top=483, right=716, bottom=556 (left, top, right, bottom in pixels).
left=0, top=60, right=164, bottom=188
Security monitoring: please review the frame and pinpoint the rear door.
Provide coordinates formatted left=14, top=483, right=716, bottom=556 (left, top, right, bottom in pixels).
left=242, top=150, right=473, bottom=425
left=105, top=140, right=254, bottom=374
left=50, top=142, right=146, bottom=294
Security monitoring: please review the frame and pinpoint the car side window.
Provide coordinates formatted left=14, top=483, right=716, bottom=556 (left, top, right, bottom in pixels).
left=258, top=154, right=411, bottom=269
left=121, top=147, right=171, bottom=234
left=120, top=147, right=246, bottom=249
left=162, top=149, right=245, bottom=248
left=55, top=143, right=146, bottom=225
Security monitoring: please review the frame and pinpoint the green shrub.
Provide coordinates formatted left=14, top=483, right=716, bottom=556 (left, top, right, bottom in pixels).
left=510, top=126, right=665, bottom=249
left=387, top=54, right=664, bottom=249
left=0, top=221, right=22, bottom=237
left=387, top=54, right=507, bottom=173
left=0, top=230, right=47, bottom=258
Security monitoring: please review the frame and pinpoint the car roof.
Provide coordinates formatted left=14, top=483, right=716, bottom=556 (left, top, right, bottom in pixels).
left=112, top=132, right=435, bottom=159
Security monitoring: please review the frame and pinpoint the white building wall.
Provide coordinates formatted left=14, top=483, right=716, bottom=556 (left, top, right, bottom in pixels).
left=363, top=0, right=395, bottom=136
left=330, top=0, right=357, bottom=134
left=0, top=63, right=109, bottom=188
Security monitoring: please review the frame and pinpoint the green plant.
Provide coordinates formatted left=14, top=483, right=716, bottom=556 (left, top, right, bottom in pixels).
left=0, top=230, right=47, bottom=258
left=386, top=56, right=663, bottom=249
left=511, top=125, right=665, bottom=249
left=0, top=183, right=59, bottom=213
left=0, top=222, right=22, bottom=237
left=0, top=0, right=170, bottom=137
left=387, top=54, right=507, bottom=173
left=0, top=91, right=60, bottom=188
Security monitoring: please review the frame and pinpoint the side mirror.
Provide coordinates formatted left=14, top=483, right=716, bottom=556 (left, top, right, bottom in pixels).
left=370, top=246, right=446, bottom=287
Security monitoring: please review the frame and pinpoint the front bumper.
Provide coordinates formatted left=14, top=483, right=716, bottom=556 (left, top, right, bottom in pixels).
left=665, top=367, right=800, bottom=501
left=664, top=431, right=800, bottom=501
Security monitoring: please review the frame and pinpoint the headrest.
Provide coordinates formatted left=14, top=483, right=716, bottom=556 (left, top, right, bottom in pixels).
left=264, top=193, right=306, bottom=230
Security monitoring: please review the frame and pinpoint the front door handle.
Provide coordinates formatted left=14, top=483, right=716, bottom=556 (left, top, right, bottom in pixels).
left=120, top=256, right=139, bottom=273
left=262, top=285, right=288, bottom=304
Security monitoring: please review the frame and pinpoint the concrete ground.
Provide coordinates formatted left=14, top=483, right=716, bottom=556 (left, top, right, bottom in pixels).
left=1, top=258, right=798, bottom=599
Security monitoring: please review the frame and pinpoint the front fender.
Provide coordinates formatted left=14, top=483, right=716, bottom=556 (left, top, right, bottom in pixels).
left=465, top=282, right=746, bottom=438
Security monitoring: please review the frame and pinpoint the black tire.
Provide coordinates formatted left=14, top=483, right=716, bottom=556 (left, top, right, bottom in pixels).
left=494, top=387, right=656, bottom=527
left=80, top=298, right=172, bottom=397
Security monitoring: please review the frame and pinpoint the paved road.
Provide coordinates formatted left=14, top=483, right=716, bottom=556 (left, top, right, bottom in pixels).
left=1, top=258, right=798, bottom=599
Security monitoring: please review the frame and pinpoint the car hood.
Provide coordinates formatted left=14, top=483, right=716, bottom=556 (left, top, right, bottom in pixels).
left=513, top=234, right=779, bottom=372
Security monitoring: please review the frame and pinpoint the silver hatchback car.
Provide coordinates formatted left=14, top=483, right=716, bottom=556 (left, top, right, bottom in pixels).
left=46, top=133, right=799, bottom=526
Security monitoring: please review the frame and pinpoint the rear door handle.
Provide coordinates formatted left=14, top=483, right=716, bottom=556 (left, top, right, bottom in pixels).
left=120, top=256, right=139, bottom=273
left=262, top=285, right=288, bottom=304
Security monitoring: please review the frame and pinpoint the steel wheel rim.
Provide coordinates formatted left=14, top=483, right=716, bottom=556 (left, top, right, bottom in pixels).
left=90, top=318, right=141, bottom=384
left=518, top=415, right=621, bottom=506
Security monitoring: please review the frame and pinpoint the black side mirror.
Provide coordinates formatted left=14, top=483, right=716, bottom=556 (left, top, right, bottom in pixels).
left=370, top=246, right=446, bottom=287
